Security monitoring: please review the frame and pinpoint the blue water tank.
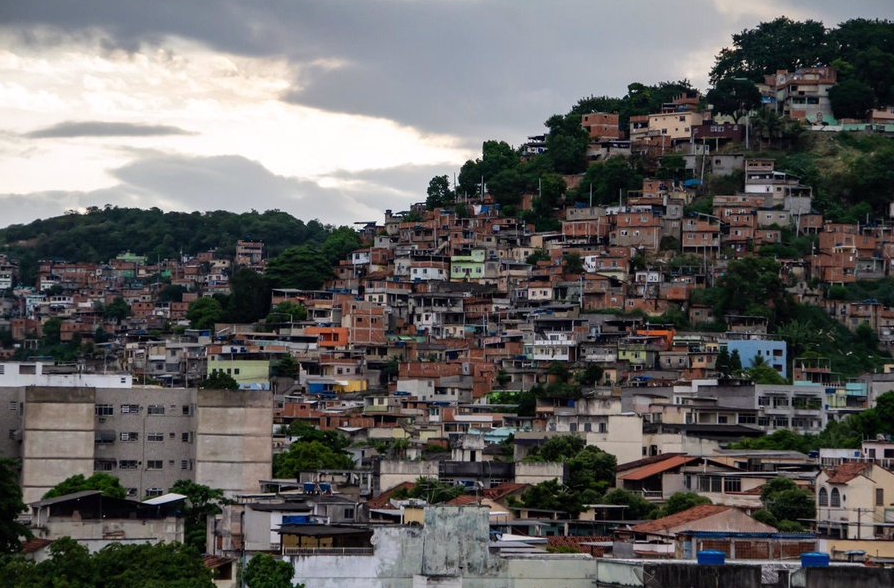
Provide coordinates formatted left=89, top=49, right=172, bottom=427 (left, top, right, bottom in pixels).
left=697, top=550, right=726, bottom=565
left=801, top=552, right=830, bottom=567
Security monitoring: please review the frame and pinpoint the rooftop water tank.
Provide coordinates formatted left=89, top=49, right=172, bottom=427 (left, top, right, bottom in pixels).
left=697, top=550, right=726, bottom=565
left=801, top=552, right=830, bottom=567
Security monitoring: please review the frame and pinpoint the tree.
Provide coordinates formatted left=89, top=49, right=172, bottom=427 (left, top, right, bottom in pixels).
left=565, top=446, right=616, bottom=495
left=265, top=245, right=333, bottom=290
left=0, top=459, right=30, bottom=553
left=729, top=349, right=743, bottom=372
left=201, top=371, right=240, bottom=390
left=273, top=355, right=300, bottom=379
left=706, top=78, right=762, bottom=123
left=265, top=301, right=307, bottom=326
left=746, top=363, right=788, bottom=385
left=186, top=297, right=224, bottom=330
left=710, top=17, right=827, bottom=83
left=760, top=477, right=815, bottom=529
left=244, top=553, right=301, bottom=588
left=715, top=347, right=730, bottom=376
left=393, top=477, right=464, bottom=504
left=273, top=441, right=353, bottom=478
left=43, top=473, right=126, bottom=500
left=829, top=78, right=875, bottom=120
left=170, top=480, right=232, bottom=554
left=655, top=492, right=711, bottom=518
left=103, top=297, right=132, bottom=323
left=320, top=227, right=362, bottom=266
left=42, top=317, right=62, bottom=346
left=603, top=488, right=657, bottom=520
left=544, top=114, right=589, bottom=174
left=520, top=479, right=583, bottom=517
left=227, top=268, right=270, bottom=324
left=91, top=542, right=215, bottom=588
left=526, top=435, right=585, bottom=462
left=425, top=175, right=455, bottom=209
left=525, top=249, right=550, bottom=266
left=562, top=253, right=584, bottom=275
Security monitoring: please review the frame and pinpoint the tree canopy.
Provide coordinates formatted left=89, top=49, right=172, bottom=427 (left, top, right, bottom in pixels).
left=170, top=480, right=232, bottom=554
left=0, top=538, right=215, bottom=588
left=0, top=459, right=30, bottom=553
left=244, top=553, right=302, bottom=588
left=43, top=473, right=127, bottom=500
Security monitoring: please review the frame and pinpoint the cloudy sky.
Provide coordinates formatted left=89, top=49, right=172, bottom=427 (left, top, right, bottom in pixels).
left=1, top=1, right=892, bottom=228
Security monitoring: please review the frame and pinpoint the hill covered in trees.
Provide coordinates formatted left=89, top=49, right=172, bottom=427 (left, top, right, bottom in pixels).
left=0, top=206, right=338, bottom=283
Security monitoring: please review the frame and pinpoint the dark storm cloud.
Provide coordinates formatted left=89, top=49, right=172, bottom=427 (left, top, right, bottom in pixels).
left=6, top=1, right=894, bottom=145
left=0, top=153, right=414, bottom=226
left=6, top=0, right=892, bottom=144
left=26, top=121, right=195, bottom=138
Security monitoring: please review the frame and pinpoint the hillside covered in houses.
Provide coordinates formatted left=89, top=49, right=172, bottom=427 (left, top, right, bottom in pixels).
left=6, top=14, right=894, bottom=588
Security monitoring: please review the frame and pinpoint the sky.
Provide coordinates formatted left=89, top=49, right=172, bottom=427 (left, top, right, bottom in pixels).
left=1, top=1, right=893, bottom=228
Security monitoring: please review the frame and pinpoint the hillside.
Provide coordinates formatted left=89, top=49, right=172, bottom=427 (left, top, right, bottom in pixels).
left=0, top=207, right=334, bottom=283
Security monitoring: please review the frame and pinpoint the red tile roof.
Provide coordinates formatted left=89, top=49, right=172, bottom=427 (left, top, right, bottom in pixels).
left=620, top=455, right=700, bottom=481
left=483, top=482, right=528, bottom=501
left=20, top=538, right=52, bottom=554
left=445, top=494, right=483, bottom=506
left=616, top=453, right=688, bottom=473
left=366, top=481, right=415, bottom=509
left=825, top=462, right=872, bottom=484
left=631, top=505, right=730, bottom=535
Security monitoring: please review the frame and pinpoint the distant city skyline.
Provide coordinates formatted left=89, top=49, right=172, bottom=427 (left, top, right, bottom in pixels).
left=1, top=0, right=892, bottom=227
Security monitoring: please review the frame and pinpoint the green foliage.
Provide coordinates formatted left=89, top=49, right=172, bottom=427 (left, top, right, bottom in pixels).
left=170, top=480, right=232, bottom=555
left=43, top=473, right=126, bottom=500
left=745, top=363, right=788, bottom=385
left=0, top=207, right=331, bottom=285
left=760, top=478, right=814, bottom=529
left=0, top=539, right=216, bottom=588
left=525, top=435, right=585, bottom=462
left=603, top=488, right=657, bottom=520
left=201, top=371, right=240, bottom=390
left=525, top=249, right=550, bottom=265
left=752, top=509, right=778, bottom=527
left=274, top=425, right=353, bottom=478
left=710, top=17, right=828, bottom=83
left=0, top=459, right=30, bottom=553
left=829, top=78, right=875, bottom=119
left=266, top=301, right=308, bottom=325
left=572, top=158, right=643, bottom=206
left=186, top=297, right=224, bottom=330
left=244, top=553, right=300, bottom=588
left=565, top=446, right=616, bottom=495
left=562, top=253, right=584, bottom=275
left=655, top=492, right=711, bottom=518
left=425, top=175, right=455, bottom=210
left=273, top=355, right=301, bottom=379
left=103, top=297, right=132, bottom=322
left=226, top=268, right=271, bottom=324
left=544, top=114, right=589, bottom=174
left=265, top=245, right=332, bottom=290
left=572, top=80, right=696, bottom=130
left=393, top=477, right=464, bottom=504
left=706, top=78, right=762, bottom=123
left=520, top=479, right=584, bottom=517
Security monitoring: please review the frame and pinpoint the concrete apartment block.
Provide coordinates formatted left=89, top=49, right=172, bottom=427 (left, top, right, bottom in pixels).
left=22, top=387, right=95, bottom=504
left=196, top=389, right=272, bottom=497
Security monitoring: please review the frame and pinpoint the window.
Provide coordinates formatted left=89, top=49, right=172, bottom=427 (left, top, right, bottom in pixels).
left=147, top=432, right=164, bottom=442
left=723, top=478, right=742, bottom=493
left=8, top=401, right=18, bottom=411
left=120, top=404, right=140, bottom=414
left=181, top=460, right=193, bottom=470
left=119, top=460, right=138, bottom=469
left=182, top=405, right=193, bottom=416
left=95, top=404, right=114, bottom=416
left=182, top=432, right=192, bottom=443
left=830, top=488, right=841, bottom=507
left=877, top=488, right=885, bottom=507
left=8, top=429, right=14, bottom=439
left=95, top=460, right=115, bottom=471
left=819, top=487, right=828, bottom=506
left=344, top=508, right=355, bottom=519
left=147, top=405, right=165, bottom=415
left=120, top=432, right=138, bottom=442
left=126, top=488, right=138, bottom=497
left=145, top=488, right=164, bottom=498
left=146, top=460, right=163, bottom=470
